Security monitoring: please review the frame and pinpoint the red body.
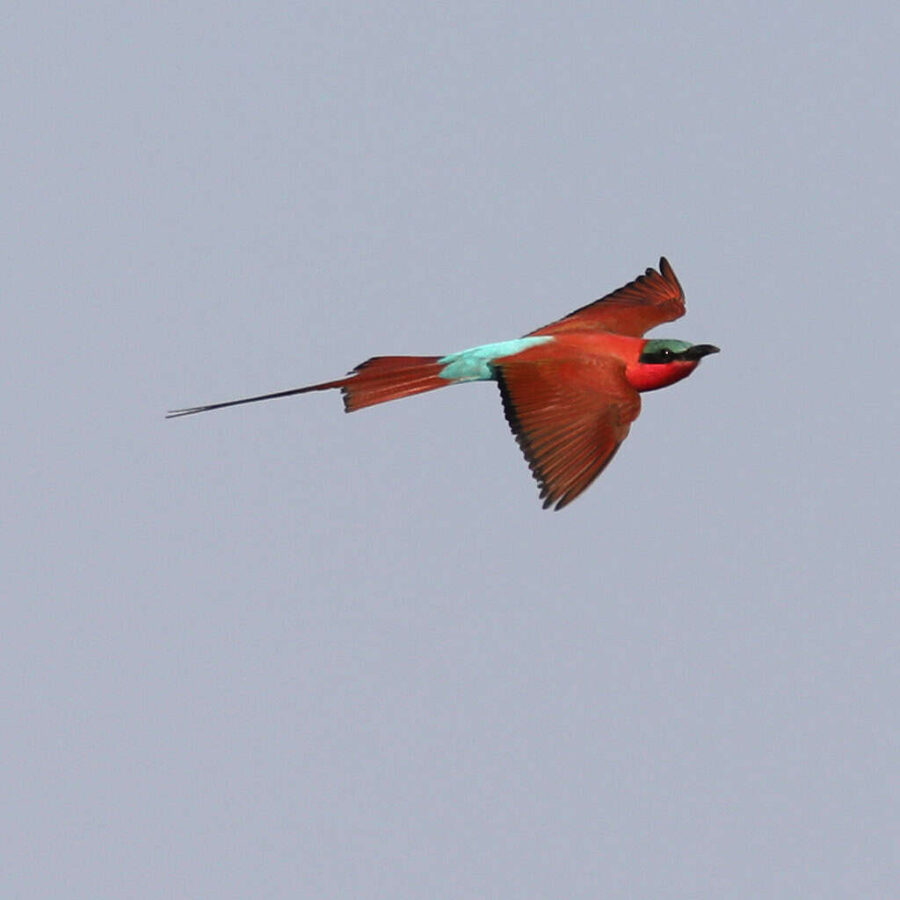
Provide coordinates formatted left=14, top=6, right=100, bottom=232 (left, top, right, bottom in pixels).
left=168, top=258, right=717, bottom=509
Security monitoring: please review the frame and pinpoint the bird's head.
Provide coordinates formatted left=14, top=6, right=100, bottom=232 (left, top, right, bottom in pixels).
left=626, top=339, right=720, bottom=392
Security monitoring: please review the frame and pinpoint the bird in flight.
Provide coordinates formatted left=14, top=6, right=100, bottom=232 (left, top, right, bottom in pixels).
left=168, top=258, right=718, bottom=509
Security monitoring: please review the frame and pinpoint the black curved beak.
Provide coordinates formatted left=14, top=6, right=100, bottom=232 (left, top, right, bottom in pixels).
left=685, top=344, right=720, bottom=360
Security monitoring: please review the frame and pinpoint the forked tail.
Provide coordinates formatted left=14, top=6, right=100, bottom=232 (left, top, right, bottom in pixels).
left=166, top=355, right=448, bottom=418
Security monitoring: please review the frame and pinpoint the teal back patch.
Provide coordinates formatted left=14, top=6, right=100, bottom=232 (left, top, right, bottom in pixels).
left=438, top=337, right=553, bottom=382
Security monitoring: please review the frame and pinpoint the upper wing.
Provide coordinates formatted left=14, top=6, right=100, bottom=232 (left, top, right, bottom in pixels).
left=529, top=257, right=685, bottom=338
left=495, top=356, right=641, bottom=510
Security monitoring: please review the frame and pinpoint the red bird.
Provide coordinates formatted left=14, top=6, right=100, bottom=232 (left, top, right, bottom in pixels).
left=169, top=258, right=719, bottom=509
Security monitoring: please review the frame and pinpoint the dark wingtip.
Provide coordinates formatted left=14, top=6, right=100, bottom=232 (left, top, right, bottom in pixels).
left=658, top=257, right=681, bottom=292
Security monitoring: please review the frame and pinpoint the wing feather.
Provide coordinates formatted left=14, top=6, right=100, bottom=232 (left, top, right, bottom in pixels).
left=529, top=257, right=685, bottom=338
left=495, top=357, right=641, bottom=510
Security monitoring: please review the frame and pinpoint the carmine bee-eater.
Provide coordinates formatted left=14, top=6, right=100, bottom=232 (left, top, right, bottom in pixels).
left=169, top=258, right=718, bottom=509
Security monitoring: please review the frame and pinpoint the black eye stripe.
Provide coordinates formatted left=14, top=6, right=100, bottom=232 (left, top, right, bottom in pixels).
left=640, top=348, right=678, bottom=364
left=639, top=342, right=719, bottom=364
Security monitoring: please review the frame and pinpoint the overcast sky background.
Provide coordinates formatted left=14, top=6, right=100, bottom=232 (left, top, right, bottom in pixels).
left=5, top=2, right=899, bottom=897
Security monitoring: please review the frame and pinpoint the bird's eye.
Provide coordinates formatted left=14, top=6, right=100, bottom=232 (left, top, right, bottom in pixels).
left=657, top=349, right=673, bottom=361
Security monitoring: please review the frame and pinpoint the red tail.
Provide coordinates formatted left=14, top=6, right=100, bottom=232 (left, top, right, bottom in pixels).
left=340, top=356, right=447, bottom=411
left=166, top=354, right=448, bottom=419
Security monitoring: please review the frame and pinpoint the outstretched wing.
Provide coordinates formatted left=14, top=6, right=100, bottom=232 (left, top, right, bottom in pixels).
left=529, top=257, right=685, bottom=338
left=495, top=356, right=641, bottom=510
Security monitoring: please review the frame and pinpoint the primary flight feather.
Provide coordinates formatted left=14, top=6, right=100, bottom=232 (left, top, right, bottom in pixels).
left=168, top=258, right=719, bottom=509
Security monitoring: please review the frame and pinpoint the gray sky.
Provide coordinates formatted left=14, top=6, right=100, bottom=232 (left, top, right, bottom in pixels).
left=5, top=2, right=899, bottom=897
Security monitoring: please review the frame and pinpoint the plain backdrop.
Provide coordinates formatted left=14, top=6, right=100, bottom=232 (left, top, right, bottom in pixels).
left=4, top=2, right=899, bottom=897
